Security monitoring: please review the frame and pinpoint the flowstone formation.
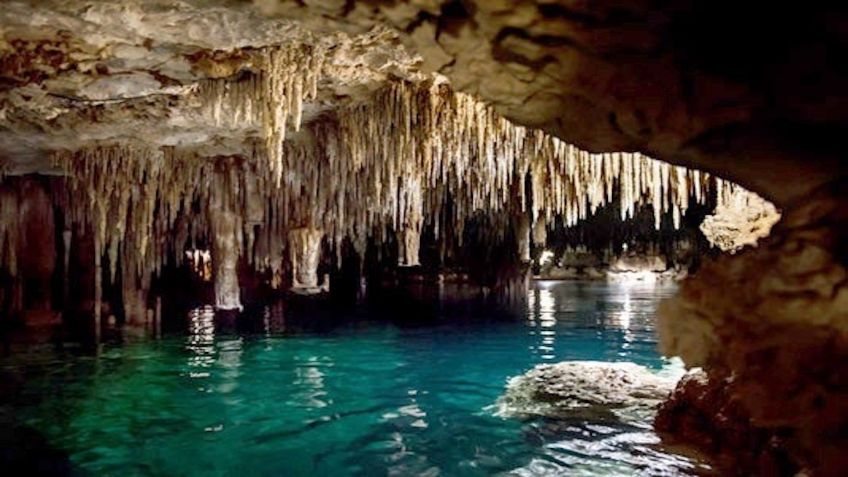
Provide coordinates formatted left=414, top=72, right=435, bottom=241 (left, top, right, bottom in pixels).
left=699, top=180, right=781, bottom=254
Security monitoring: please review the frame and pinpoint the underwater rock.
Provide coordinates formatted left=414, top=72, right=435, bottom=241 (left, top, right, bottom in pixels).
left=495, top=361, right=684, bottom=423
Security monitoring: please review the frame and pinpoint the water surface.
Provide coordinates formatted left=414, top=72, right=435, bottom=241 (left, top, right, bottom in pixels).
left=1, top=280, right=702, bottom=476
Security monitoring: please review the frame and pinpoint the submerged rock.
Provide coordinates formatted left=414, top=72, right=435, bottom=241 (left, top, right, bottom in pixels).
left=494, top=360, right=684, bottom=424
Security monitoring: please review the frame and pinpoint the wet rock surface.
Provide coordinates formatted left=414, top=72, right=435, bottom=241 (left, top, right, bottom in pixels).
left=495, top=360, right=683, bottom=424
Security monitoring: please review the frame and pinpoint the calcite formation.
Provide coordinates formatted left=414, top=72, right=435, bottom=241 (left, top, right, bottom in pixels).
left=17, top=76, right=759, bottom=312
left=288, top=227, right=324, bottom=292
left=257, top=0, right=845, bottom=208
left=700, top=180, right=781, bottom=253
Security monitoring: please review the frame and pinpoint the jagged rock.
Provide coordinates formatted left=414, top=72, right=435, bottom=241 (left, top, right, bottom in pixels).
left=494, top=361, right=683, bottom=423
left=659, top=180, right=848, bottom=475
left=700, top=181, right=782, bottom=253
left=656, top=370, right=800, bottom=476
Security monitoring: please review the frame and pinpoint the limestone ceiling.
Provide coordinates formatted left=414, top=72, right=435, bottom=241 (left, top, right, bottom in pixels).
left=0, top=0, right=424, bottom=172
left=2, top=0, right=846, bottom=205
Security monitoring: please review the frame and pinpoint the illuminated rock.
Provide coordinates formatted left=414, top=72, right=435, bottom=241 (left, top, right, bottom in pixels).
left=495, top=360, right=684, bottom=423
left=288, top=227, right=324, bottom=293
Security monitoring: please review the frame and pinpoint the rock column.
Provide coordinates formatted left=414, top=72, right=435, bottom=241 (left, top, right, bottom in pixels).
left=397, top=226, right=421, bottom=267
left=209, top=173, right=242, bottom=311
left=516, top=215, right=531, bottom=263
left=288, top=227, right=324, bottom=293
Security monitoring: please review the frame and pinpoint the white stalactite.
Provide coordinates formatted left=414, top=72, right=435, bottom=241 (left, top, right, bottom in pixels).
left=40, top=69, right=772, bottom=314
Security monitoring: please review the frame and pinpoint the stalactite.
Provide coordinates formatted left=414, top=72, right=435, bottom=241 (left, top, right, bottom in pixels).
left=36, top=71, right=772, bottom=316
left=260, top=44, right=325, bottom=185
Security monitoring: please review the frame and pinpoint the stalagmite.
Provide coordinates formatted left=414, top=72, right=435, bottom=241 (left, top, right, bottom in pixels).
left=93, top=233, right=102, bottom=339
left=517, top=215, right=531, bottom=263
left=532, top=220, right=547, bottom=247
left=122, top=263, right=148, bottom=325
left=62, top=229, right=71, bottom=305
left=288, top=227, right=324, bottom=293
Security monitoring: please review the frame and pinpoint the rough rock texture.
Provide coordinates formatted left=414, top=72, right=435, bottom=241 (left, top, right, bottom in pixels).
left=659, top=180, right=848, bottom=475
left=288, top=227, right=324, bottom=293
left=0, top=0, right=424, bottom=171
left=538, top=242, right=693, bottom=281
left=656, top=369, right=799, bottom=476
left=700, top=181, right=782, bottom=253
left=209, top=178, right=243, bottom=311
left=2, top=4, right=846, bottom=471
left=0, top=177, right=57, bottom=323
left=3, top=0, right=844, bottom=207
left=495, top=360, right=683, bottom=423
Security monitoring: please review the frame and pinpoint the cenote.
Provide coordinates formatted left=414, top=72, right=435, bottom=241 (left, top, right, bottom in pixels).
left=2, top=2, right=846, bottom=476
left=2, top=281, right=704, bottom=476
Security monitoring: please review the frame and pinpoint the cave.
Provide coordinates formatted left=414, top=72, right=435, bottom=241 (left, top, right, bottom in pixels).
left=0, top=1, right=845, bottom=476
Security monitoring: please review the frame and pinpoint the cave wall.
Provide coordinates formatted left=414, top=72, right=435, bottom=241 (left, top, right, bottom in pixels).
left=658, top=180, right=848, bottom=475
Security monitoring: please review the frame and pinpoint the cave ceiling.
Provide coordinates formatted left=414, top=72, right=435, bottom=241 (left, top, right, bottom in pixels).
left=2, top=0, right=846, bottom=206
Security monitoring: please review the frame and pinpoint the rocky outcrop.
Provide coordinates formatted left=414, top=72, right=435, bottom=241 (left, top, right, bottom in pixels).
left=658, top=180, right=848, bottom=475
left=700, top=180, right=782, bottom=253
left=494, top=360, right=684, bottom=423
left=537, top=243, right=691, bottom=281
left=656, top=369, right=798, bottom=476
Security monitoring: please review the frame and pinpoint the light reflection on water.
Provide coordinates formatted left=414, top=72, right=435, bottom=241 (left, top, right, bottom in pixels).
left=0, top=281, right=705, bottom=476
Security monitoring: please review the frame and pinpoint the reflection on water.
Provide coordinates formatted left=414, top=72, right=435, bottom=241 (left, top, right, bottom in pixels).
left=0, top=281, right=703, bottom=476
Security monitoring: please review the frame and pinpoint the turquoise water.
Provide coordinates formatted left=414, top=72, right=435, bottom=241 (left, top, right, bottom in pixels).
left=1, top=281, right=701, bottom=476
